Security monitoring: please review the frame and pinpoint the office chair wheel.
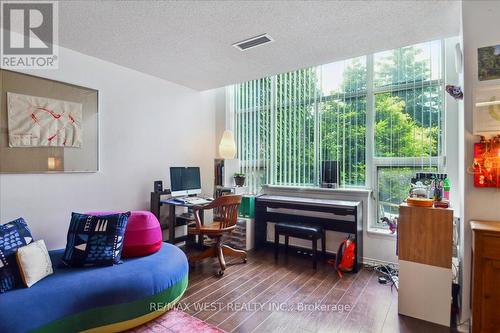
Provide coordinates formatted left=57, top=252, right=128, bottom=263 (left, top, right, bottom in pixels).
left=217, top=270, right=224, bottom=277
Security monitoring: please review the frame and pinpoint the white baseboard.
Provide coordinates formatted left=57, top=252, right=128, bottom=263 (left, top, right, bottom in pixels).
left=363, top=257, right=398, bottom=267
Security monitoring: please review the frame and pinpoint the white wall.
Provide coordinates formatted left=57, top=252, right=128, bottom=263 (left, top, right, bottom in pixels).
left=0, top=46, right=217, bottom=250
left=460, top=1, right=500, bottom=321
left=214, top=87, right=227, bottom=154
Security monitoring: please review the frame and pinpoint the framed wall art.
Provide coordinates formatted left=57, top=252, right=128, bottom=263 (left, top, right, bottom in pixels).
left=478, top=44, right=500, bottom=82
left=0, top=69, right=99, bottom=173
left=473, top=84, right=500, bottom=134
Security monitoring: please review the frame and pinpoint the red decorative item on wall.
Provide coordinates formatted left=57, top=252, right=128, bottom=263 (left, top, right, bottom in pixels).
left=473, top=136, right=500, bottom=187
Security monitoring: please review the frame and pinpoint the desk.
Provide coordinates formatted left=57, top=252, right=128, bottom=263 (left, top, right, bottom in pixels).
left=255, top=194, right=363, bottom=272
left=150, top=191, right=208, bottom=247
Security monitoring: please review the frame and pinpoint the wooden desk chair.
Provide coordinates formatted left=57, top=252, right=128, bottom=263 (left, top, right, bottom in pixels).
left=188, top=195, right=247, bottom=276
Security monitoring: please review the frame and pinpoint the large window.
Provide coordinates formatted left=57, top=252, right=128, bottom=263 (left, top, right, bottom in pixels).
left=232, top=40, right=444, bottom=229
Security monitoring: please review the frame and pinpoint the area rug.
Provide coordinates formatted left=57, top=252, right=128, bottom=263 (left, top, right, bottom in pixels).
left=127, top=309, right=226, bottom=333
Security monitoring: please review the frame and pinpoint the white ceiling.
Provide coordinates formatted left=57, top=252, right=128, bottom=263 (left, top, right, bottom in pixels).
left=58, top=1, right=461, bottom=91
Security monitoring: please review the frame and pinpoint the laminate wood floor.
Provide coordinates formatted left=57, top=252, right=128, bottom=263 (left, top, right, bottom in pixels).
left=179, top=249, right=454, bottom=333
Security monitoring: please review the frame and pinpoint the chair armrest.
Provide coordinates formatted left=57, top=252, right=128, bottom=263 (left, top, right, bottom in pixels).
left=192, top=205, right=209, bottom=230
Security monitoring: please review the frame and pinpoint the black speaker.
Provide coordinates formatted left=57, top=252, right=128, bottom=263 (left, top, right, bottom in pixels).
left=321, top=161, right=338, bottom=188
left=154, top=180, right=163, bottom=193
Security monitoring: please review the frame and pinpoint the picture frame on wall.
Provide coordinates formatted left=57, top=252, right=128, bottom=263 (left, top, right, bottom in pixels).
left=478, top=44, right=500, bottom=82
left=473, top=85, right=500, bottom=134
left=0, top=69, right=99, bottom=173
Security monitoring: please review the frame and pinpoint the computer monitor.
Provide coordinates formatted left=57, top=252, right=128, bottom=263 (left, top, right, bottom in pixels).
left=170, top=167, right=202, bottom=197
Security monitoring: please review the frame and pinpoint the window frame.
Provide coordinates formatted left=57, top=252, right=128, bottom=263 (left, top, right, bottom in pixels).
left=368, top=40, right=446, bottom=229
left=230, top=40, right=447, bottom=230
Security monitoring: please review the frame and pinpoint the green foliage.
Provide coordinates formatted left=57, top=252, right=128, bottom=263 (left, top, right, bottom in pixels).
left=319, top=44, right=441, bottom=186
left=320, top=97, right=366, bottom=186
left=375, top=46, right=431, bottom=86
left=340, top=57, right=367, bottom=93
left=375, top=94, right=437, bottom=157
left=375, top=45, right=441, bottom=127
left=377, top=167, right=436, bottom=216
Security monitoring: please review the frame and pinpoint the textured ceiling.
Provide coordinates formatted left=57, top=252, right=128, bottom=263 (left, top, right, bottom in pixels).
left=58, top=1, right=461, bottom=90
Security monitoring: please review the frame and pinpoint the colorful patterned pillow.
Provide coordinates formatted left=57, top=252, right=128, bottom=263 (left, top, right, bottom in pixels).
left=62, top=212, right=130, bottom=267
left=0, top=218, right=34, bottom=293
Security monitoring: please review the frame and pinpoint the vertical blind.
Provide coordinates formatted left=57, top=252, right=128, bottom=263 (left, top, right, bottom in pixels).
left=320, top=57, right=367, bottom=187
left=373, top=40, right=443, bottom=160
left=232, top=40, right=444, bottom=199
left=234, top=69, right=320, bottom=193
left=373, top=40, right=443, bottom=221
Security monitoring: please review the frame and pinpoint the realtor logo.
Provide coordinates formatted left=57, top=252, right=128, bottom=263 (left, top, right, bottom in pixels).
left=1, top=1, right=58, bottom=69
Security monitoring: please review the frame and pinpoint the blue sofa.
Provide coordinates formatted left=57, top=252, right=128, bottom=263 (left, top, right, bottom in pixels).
left=0, top=243, right=188, bottom=333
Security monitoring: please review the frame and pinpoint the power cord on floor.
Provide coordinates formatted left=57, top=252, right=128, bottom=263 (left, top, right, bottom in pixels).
left=366, top=263, right=399, bottom=291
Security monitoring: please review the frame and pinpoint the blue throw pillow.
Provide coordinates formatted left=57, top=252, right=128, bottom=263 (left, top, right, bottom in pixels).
left=62, top=212, right=130, bottom=267
left=0, top=218, right=34, bottom=293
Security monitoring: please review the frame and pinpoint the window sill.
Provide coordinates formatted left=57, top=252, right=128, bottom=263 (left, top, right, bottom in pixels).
left=367, top=228, right=397, bottom=238
left=262, top=185, right=372, bottom=196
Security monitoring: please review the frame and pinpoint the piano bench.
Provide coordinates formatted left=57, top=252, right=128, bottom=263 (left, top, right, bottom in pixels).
left=274, top=223, right=326, bottom=270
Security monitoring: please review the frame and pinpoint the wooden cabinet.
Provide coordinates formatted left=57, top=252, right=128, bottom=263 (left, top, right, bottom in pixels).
left=471, top=221, right=500, bottom=333
left=398, top=204, right=454, bottom=327
left=399, top=204, right=453, bottom=268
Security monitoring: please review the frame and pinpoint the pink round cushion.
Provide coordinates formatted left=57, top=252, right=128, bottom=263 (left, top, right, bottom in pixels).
left=86, top=210, right=162, bottom=258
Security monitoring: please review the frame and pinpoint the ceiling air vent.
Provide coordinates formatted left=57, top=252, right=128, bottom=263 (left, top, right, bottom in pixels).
left=233, top=34, right=274, bottom=51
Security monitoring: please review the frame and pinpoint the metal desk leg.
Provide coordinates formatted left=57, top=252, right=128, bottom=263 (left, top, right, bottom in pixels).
left=197, top=210, right=204, bottom=248
left=168, top=204, right=176, bottom=244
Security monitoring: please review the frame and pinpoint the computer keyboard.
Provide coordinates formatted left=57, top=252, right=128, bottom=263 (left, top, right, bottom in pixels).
left=186, top=198, right=210, bottom=205
left=173, top=197, right=210, bottom=205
